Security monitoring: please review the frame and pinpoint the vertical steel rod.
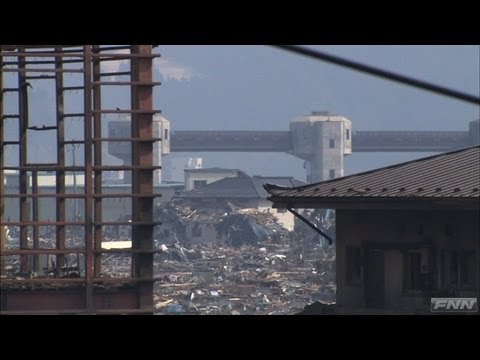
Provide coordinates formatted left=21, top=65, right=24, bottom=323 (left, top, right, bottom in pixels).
left=17, top=46, right=30, bottom=274
left=92, top=45, right=103, bottom=277
left=55, top=46, right=66, bottom=269
left=83, top=45, right=94, bottom=311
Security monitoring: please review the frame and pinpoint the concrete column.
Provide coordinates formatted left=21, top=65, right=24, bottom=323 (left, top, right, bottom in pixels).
left=290, top=113, right=352, bottom=184
left=309, top=121, right=346, bottom=183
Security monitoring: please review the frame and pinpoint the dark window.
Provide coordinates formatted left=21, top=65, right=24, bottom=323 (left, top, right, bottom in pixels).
left=329, top=169, right=335, bottom=179
left=445, top=224, right=455, bottom=238
left=450, top=251, right=459, bottom=286
left=405, top=252, right=422, bottom=291
left=193, top=180, right=207, bottom=189
left=416, top=224, right=424, bottom=236
left=164, top=129, right=169, bottom=140
left=460, top=251, right=475, bottom=287
left=346, top=129, right=350, bottom=140
left=346, top=247, right=362, bottom=285
left=192, top=225, right=202, bottom=238
left=329, top=139, right=335, bottom=148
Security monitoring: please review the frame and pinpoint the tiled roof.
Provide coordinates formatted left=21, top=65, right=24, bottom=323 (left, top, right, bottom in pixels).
left=180, top=175, right=305, bottom=199
left=265, top=146, right=480, bottom=201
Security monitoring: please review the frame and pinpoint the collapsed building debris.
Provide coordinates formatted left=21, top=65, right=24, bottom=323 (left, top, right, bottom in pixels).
left=2, top=201, right=338, bottom=314
left=154, top=201, right=292, bottom=246
left=153, top=204, right=338, bottom=314
left=152, top=238, right=336, bottom=315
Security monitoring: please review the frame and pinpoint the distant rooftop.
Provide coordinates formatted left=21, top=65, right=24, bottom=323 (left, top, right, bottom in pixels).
left=180, top=175, right=305, bottom=199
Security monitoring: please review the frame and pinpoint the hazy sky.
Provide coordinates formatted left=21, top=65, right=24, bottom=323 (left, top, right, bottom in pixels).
left=3, top=45, right=479, bottom=182
left=159, top=45, right=479, bottom=181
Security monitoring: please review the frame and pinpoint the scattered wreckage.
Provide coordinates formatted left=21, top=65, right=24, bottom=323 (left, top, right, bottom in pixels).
left=2, top=203, right=337, bottom=314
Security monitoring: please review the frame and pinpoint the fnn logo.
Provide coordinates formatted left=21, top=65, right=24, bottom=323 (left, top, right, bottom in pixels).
left=430, top=298, right=478, bottom=313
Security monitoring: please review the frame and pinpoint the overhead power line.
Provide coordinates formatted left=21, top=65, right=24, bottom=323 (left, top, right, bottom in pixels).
left=271, top=45, right=480, bottom=106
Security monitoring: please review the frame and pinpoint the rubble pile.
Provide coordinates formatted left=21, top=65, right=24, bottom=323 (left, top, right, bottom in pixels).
left=154, top=202, right=292, bottom=246
left=153, top=238, right=336, bottom=315
left=2, top=206, right=338, bottom=314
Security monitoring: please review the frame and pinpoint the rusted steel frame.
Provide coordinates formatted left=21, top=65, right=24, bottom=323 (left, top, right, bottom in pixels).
left=31, top=170, right=40, bottom=272
left=24, top=76, right=55, bottom=80
left=1, top=309, right=153, bottom=315
left=17, top=47, right=30, bottom=274
left=94, top=54, right=160, bottom=61
left=83, top=46, right=94, bottom=310
left=61, top=140, right=84, bottom=145
left=2, top=59, right=84, bottom=65
left=3, top=221, right=85, bottom=226
left=61, top=113, right=84, bottom=118
left=3, top=249, right=85, bottom=255
left=2, top=220, right=160, bottom=226
left=0, top=52, right=158, bottom=60
left=95, top=221, right=161, bottom=226
left=55, top=46, right=66, bottom=268
left=61, top=86, right=85, bottom=92
left=92, top=109, right=161, bottom=114
left=92, top=45, right=103, bottom=276
left=0, top=50, right=5, bottom=275
left=0, top=278, right=86, bottom=284
left=99, top=71, right=131, bottom=77
left=93, top=82, right=162, bottom=86
left=3, top=248, right=164, bottom=255
left=2, top=193, right=161, bottom=199
left=3, top=165, right=85, bottom=171
left=96, top=46, right=132, bottom=52
left=92, top=165, right=161, bottom=170
left=0, top=277, right=159, bottom=285
left=130, top=45, right=155, bottom=310
left=93, top=249, right=165, bottom=254
left=90, top=194, right=161, bottom=199
left=92, top=137, right=162, bottom=142
left=1, top=52, right=85, bottom=57
left=2, top=68, right=84, bottom=73
left=2, top=194, right=86, bottom=199
left=3, top=165, right=161, bottom=171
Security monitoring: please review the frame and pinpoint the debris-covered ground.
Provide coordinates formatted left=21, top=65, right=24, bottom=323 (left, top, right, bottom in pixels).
left=2, top=207, right=337, bottom=314
left=153, top=237, right=336, bottom=315
left=151, top=205, right=336, bottom=314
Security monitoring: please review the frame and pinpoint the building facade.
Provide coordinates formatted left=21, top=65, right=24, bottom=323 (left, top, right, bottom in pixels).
left=266, top=146, right=480, bottom=314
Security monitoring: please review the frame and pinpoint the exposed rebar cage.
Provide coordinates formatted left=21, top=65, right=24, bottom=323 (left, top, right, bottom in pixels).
left=0, top=45, right=161, bottom=314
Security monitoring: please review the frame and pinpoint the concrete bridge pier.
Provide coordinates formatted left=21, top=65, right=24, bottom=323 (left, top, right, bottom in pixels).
left=289, top=112, right=352, bottom=183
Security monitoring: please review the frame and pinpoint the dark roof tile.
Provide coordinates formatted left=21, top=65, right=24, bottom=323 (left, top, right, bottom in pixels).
left=265, top=146, right=480, bottom=200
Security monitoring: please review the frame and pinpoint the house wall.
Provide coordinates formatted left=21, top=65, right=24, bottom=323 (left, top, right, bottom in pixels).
left=155, top=222, right=177, bottom=244
left=336, top=209, right=479, bottom=313
left=185, top=222, right=219, bottom=244
left=257, top=199, right=295, bottom=231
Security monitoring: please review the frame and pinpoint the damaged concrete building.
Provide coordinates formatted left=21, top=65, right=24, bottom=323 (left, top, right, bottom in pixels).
left=266, top=146, right=480, bottom=314
left=155, top=172, right=305, bottom=246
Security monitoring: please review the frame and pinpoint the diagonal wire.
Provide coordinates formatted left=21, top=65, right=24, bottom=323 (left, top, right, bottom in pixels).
left=270, top=45, right=480, bottom=105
